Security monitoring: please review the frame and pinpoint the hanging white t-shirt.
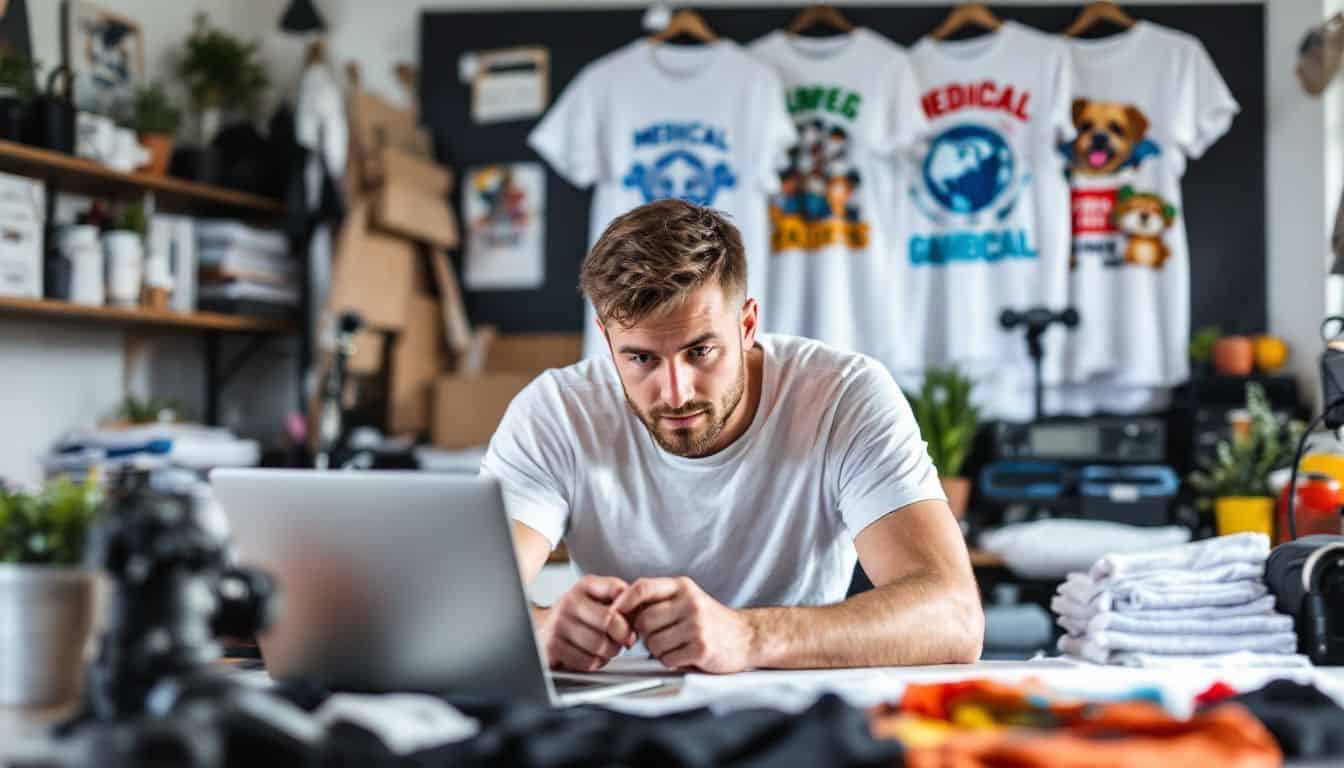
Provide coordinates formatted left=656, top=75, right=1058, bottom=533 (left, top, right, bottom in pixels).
left=1061, top=21, right=1237, bottom=390
left=896, top=22, right=1074, bottom=410
left=479, top=334, right=946, bottom=609
left=528, top=40, right=796, bottom=360
left=747, top=29, right=926, bottom=360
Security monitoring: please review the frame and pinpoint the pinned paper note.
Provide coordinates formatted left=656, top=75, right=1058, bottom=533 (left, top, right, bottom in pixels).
left=462, top=47, right=549, bottom=124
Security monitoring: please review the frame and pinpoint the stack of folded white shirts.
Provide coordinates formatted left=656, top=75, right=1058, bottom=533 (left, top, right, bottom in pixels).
left=1052, top=532, right=1309, bottom=667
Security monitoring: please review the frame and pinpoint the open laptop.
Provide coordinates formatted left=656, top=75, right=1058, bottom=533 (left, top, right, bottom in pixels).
left=210, top=469, right=665, bottom=706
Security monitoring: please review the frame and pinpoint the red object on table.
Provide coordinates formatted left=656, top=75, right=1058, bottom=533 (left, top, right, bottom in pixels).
left=1194, top=681, right=1239, bottom=707
left=1277, top=472, right=1342, bottom=543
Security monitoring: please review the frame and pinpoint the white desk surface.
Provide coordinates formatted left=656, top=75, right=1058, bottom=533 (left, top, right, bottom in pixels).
left=6, top=659, right=1344, bottom=763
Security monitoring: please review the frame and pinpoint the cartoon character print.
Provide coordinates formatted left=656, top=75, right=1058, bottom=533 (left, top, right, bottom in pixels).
left=770, top=117, right=869, bottom=252
left=772, top=120, right=862, bottom=225
left=1062, top=99, right=1172, bottom=269
left=1064, top=99, right=1161, bottom=178
left=1111, top=186, right=1177, bottom=269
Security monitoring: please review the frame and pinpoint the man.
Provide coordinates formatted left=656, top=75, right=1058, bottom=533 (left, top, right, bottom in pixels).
left=481, top=200, right=982, bottom=674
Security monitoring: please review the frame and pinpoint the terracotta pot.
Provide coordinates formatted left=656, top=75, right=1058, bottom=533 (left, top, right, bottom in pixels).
left=1212, top=336, right=1254, bottom=376
left=137, top=133, right=174, bottom=176
left=941, top=476, right=971, bottom=520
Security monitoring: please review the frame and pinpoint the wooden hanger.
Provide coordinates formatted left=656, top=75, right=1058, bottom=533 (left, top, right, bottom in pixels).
left=649, top=8, right=718, bottom=44
left=930, top=3, right=1002, bottom=41
left=788, top=5, right=854, bottom=35
left=305, top=38, right=326, bottom=66
left=1064, top=2, right=1136, bottom=37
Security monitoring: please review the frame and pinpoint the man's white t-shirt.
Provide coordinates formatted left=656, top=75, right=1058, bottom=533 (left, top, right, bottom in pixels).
left=480, top=334, right=946, bottom=609
left=527, top=41, right=796, bottom=360
left=1060, top=22, right=1237, bottom=392
left=747, top=29, right=926, bottom=361
left=896, top=22, right=1074, bottom=418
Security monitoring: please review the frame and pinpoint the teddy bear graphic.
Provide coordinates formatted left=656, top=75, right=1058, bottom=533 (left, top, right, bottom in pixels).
left=1111, top=185, right=1177, bottom=269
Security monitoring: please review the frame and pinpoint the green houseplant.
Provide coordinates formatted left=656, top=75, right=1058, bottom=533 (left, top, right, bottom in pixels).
left=906, top=368, right=981, bottom=520
left=1189, top=324, right=1222, bottom=377
left=0, top=477, right=102, bottom=706
left=177, top=13, right=269, bottom=141
left=132, top=82, right=182, bottom=176
left=1189, top=382, right=1304, bottom=536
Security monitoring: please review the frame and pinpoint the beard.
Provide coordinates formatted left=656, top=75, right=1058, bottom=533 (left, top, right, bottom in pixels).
left=624, top=351, right=747, bottom=458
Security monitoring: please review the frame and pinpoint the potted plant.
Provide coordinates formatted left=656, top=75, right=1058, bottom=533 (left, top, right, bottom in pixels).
left=0, top=477, right=102, bottom=706
left=177, top=13, right=269, bottom=143
left=906, top=368, right=981, bottom=520
left=1190, top=382, right=1304, bottom=537
left=132, top=82, right=182, bottom=176
left=0, top=50, right=37, bottom=141
left=1189, top=324, right=1222, bottom=378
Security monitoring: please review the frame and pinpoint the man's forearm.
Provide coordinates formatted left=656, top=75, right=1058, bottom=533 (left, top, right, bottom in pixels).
left=741, top=570, right=984, bottom=669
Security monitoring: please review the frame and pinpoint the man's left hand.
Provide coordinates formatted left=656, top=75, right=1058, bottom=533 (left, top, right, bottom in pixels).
left=610, top=577, right=755, bottom=673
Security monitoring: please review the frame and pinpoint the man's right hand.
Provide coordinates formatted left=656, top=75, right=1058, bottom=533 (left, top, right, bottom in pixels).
left=534, top=575, right=637, bottom=672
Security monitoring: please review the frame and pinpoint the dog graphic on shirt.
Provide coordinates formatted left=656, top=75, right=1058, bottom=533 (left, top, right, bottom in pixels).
left=1066, top=99, right=1160, bottom=176
left=1112, top=186, right=1177, bottom=268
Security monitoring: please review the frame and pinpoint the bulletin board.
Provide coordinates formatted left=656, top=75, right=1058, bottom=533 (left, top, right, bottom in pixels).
left=420, top=4, right=1265, bottom=338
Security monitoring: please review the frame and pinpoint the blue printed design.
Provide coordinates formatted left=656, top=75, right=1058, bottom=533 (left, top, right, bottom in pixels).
left=922, top=125, right=1015, bottom=214
left=624, top=150, right=736, bottom=206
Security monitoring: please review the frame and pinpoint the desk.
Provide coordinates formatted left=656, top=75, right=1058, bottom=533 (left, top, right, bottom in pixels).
left=6, top=660, right=1344, bottom=765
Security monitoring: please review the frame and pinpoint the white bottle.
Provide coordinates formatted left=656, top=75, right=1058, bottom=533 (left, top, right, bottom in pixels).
left=60, top=225, right=103, bottom=306
left=103, top=230, right=143, bottom=307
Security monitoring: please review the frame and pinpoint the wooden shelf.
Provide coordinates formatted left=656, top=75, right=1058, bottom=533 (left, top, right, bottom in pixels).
left=0, top=296, right=295, bottom=333
left=0, top=140, right=285, bottom=216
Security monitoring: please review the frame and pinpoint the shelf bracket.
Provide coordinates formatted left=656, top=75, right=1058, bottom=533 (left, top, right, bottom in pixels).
left=204, top=332, right=273, bottom=426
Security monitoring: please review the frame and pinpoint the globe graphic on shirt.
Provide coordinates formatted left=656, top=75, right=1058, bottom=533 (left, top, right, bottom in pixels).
left=922, top=125, right=1014, bottom=214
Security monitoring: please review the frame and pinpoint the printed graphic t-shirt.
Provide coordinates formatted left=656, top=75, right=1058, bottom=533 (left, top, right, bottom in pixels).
left=528, top=40, right=796, bottom=360
left=748, top=29, right=926, bottom=360
left=480, top=334, right=946, bottom=609
left=898, top=22, right=1074, bottom=381
left=1062, top=22, right=1237, bottom=388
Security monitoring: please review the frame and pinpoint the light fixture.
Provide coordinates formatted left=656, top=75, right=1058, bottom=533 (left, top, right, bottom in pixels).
left=280, top=0, right=326, bottom=35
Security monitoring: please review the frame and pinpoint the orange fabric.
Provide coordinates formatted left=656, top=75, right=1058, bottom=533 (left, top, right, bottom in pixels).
left=869, top=681, right=1282, bottom=768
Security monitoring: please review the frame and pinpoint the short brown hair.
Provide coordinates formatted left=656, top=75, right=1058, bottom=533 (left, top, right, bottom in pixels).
left=580, top=200, right=746, bottom=327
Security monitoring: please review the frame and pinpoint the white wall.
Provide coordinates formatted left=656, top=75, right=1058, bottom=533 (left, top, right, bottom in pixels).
left=1266, top=0, right=1336, bottom=411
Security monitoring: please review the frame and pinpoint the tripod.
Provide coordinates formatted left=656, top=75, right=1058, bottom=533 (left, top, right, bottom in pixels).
left=1000, top=307, right=1080, bottom=422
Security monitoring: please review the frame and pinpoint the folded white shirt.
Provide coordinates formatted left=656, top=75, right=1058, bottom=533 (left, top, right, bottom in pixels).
left=1051, top=593, right=1280, bottom=623
left=1089, top=532, right=1269, bottom=582
left=1057, top=609, right=1294, bottom=638
left=1057, top=629, right=1299, bottom=664
left=1057, top=646, right=1313, bottom=669
left=1058, top=573, right=1268, bottom=612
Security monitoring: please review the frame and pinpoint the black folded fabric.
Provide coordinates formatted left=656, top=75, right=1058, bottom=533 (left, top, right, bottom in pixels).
left=333, top=693, right=902, bottom=768
left=1220, top=679, right=1344, bottom=759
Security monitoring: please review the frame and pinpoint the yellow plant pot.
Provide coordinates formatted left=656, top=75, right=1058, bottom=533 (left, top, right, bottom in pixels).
left=1215, top=496, right=1275, bottom=537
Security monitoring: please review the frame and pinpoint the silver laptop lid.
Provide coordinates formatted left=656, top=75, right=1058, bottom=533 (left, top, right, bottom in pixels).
left=210, top=469, right=557, bottom=705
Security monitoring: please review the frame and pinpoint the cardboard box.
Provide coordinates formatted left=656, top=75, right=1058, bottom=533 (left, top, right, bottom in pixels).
left=347, top=85, right=432, bottom=192
left=0, top=172, right=44, bottom=298
left=388, top=293, right=446, bottom=435
left=327, top=201, right=415, bottom=331
left=374, top=175, right=459, bottom=250
left=431, top=333, right=582, bottom=449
